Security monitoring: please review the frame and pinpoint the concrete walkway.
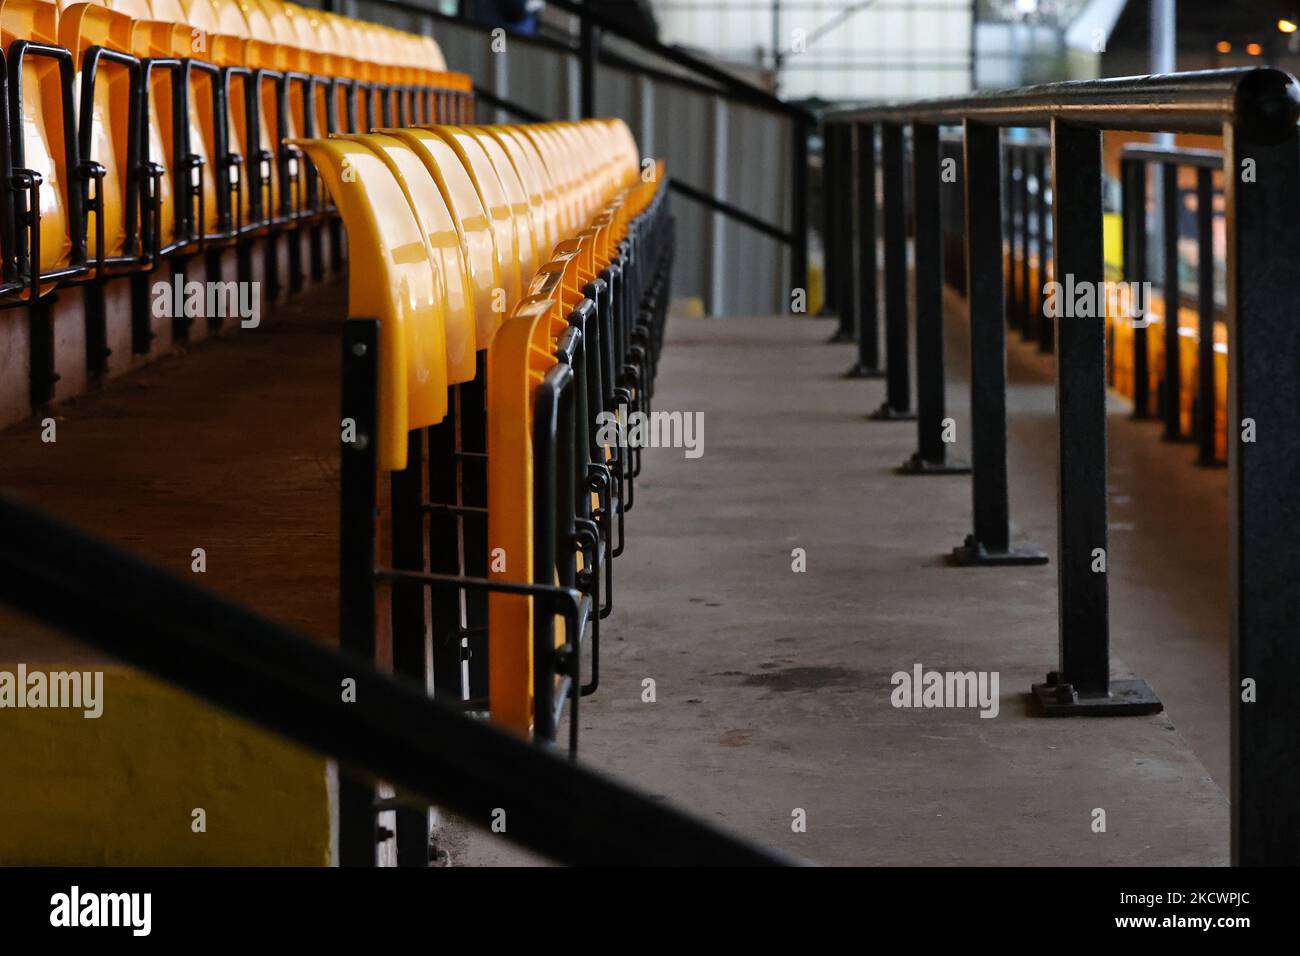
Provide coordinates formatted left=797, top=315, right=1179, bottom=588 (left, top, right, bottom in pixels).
left=463, top=302, right=1229, bottom=866
left=0, top=280, right=1232, bottom=866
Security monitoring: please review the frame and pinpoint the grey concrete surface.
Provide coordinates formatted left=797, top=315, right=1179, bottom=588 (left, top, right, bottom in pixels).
left=0, top=276, right=1231, bottom=866
left=460, top=305, right=1229, bottom=866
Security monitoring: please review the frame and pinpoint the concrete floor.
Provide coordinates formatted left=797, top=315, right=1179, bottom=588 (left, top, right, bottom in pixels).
left=462, top=299, right=1230, bottom=866
left=0, top=279, right=1232, bottom=866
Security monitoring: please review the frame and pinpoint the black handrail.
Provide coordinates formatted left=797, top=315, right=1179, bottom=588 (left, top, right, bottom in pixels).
left=822, top=67, right=1300, bottom=866
left=823, top=67, right=1299, bottom=135
left=0, top=493, right=789, bottom=867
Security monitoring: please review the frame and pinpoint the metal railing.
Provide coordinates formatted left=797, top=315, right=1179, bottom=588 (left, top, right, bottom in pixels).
left=822, top=68, right=1300, bottom=866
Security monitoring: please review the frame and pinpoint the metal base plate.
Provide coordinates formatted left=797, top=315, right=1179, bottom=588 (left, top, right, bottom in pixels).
left=897, top=453, right=971, bottom=475
left=1031, top=678, right=1164, bottom=717
left=948, top=536, right=1049, bottom=566
left=844, top=362, right=886, bottom=379
left=868, top=402, right=917, bottom=422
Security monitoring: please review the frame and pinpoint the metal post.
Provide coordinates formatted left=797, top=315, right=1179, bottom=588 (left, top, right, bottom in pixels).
left=950, top=123, right=1046, bottom=566
left=1018, top=150, right=1033, bottom=339
left=1124, top=159, right=1151, bottom=418
left=579, top=0, right=598, bottom=119
left=390, top=429, right=430, bottom=866
left=1161, top=164, right=1189, bottom=441
left=426, top=412, right=465, bottom=699
left=1035, top=148, right=1053, bottom=353
left=1007, top=147, right=1022, bottom=334
left=461, top=357, right=490, bottom=698
left=900, top=122, right=968, bottom=474
left=790, top=113, right=810, bottom=306
left=1225, top=118, right=1300, bottom=866
left=846, top=122, right=884, bottom=377
left=836, top=123, right=859, bottom=342
left=339, top=318, right=380, bottom=865
left=1194, top=166, right=1222, bottom=467
left=868, top=122, right=915, bottom=420
left=1032, top=121, right=1160, bottom=715
left=821, top=123, right=840, bottom=324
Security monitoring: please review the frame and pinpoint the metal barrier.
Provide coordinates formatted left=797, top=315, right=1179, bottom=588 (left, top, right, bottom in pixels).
left=823, top=68, right=1300, bottom=865
left=1121, top=143, right=1225, bottom=465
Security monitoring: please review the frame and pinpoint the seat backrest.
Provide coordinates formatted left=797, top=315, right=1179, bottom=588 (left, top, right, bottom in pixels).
left=341, top=132, right=475, bottom=385
left=291, top=136, right=450, bottom=470
left=423, top=125, right=522, bottom=313
left=380, top=127, right=503, bottom=350
left=487, top=126, right=556, bottom=260
left=465, top=128, right=538, bottom=290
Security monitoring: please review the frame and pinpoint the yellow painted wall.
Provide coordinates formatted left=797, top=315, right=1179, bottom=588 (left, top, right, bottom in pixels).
left=0, top=665, right=335, bottom=865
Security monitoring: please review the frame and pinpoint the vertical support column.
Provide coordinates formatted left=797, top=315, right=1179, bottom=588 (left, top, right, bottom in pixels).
left=339, top=318, right=379, bottom=866
left=1035, top=148, right=1053, bottom=353
left=900, top=122, right=968, bottom=474
left=1224, top=117, right=1300, bottom=866
left=1007, top=147, right=1022, bottom=334
left=790, top=114, right=810, bottom=308
left=950, top=123, right=1045, bottom=566
left=1161, top=163, right=1188, bottom=441
left=835, top=123, right=859, bottom=342
left=1018, top=149, right=1033, bottom=339
left=462, top=356, right=490, bottom=700
left=579, top=0, right=598, bottom=119
left=1123, top=159, right=1151, bottom=418
left=390, top=429, right=430, bottom=866
left=868, top=123, right=915, bottom=421
left=1032, top=122, right=1160, bottom=715
left=821, top=123, right=841, bottom=324
left=846, top=122, right=884, bottom=378
left=1194, top=166, right=1223, bottom=467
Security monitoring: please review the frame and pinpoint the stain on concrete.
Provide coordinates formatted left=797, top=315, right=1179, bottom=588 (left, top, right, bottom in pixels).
left=741, top=665, right=861, bottom=692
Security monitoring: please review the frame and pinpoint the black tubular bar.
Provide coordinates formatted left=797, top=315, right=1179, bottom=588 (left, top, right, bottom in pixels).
left=834, top=123, right=858, bottom=342
left=1008, top=148, right=1022, bottom=334
left=1121, top=158, right=1150, bottom=418
left=1032, top=121, right=1161, bottom=715
left=846, top=122, right=883, bottom=377
left=822, top=67, right=1298, bottom=133
left=1195, top=166, right=1221, bottom=467
left=1226, top=116, right=1300, bottom=866
left=950, top=122, right=1045, bottom=567
left=1018, top=149, right=1033, bottom=340
left=868, top=123, right=914, bottom=421
left=0, top=494, right=785, bottom=867
left=1160, top=162, right=1184, bottom=441
left=338, top=319, right=381, bottom=866
left=1033, top=148, right=1052, bottom=353
left=821, top=123, right=841, bottom=328
left=899, top=122, right=967, bottom=474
